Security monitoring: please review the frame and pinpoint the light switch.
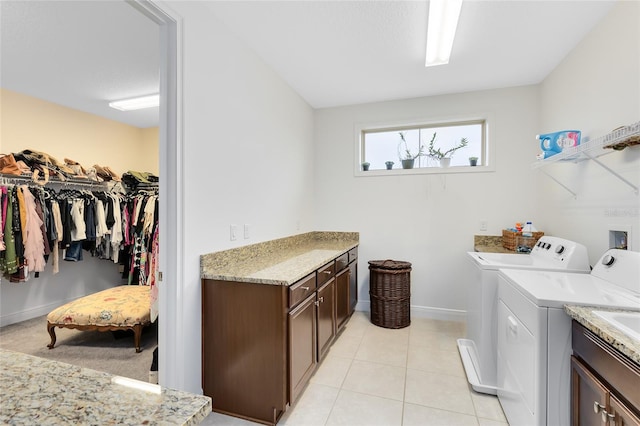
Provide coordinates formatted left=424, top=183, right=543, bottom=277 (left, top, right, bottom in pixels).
left=244, top=224, right=250, bottom=239
left=230, top=224, right=238, bottom=241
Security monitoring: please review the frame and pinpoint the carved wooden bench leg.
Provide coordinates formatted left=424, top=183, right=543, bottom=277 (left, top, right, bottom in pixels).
left=47, top=322, right=57, bottom=349
left=133, top=324, right=143, bottom=353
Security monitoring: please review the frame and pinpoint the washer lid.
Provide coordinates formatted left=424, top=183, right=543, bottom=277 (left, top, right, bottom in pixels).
left=499, top=268, right=640, bottom=309
left=467, top=251, right=590, bottom=273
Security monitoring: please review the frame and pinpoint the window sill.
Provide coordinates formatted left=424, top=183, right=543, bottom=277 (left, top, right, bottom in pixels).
left=355, top=165, right=495, bottom=177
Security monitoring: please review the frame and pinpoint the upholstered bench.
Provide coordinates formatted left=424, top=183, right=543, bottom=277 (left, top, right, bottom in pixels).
left=47, top=285, right=152, bottom=353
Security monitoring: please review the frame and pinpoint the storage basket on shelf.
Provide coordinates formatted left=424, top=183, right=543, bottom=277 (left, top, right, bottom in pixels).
left=502, top=229, right=545, bottom=251
left=368, top=259, right=411, bottom=329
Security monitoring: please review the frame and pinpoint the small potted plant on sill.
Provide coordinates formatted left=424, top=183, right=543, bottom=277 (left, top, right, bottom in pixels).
left=397, top=131, right=425, bottom=169
left=426, top=132, right=469, bottom=167
left=362, top=162, right=370, bottom=171
left=385, top=161, right=394, bottom=170
left=469, top=156, right=478, bottom=166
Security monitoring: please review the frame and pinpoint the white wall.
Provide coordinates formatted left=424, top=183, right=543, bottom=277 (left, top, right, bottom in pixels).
left=537, top=1, right=640, bottom=264
left=0, top=256, right=122, bottom=327
left=163, top=2, right=315, bottom=394
left=313, top=86, right=540, bottom=319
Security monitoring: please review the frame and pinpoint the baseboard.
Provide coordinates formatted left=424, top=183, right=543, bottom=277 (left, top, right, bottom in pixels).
left=355, top=300, right=466, bottom=322
left=0, top=297, right=79, bottom=327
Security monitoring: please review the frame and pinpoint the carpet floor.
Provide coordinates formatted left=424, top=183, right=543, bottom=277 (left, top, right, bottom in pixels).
left=0, top=315, right=157, bottom=383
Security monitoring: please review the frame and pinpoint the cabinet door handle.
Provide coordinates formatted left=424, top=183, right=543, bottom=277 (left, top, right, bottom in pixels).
left=601, top=410, right=615, bottom=424
left=322, top=270, right=332, bottom=275
left=319, top=296, right=324, bottom=303
left=301, top=286, right=309, bottom=291
left=594, top=401, right=604, bottom=414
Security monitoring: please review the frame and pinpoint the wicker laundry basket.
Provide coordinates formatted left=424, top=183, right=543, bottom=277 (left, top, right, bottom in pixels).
left=368, top=260, right=412, bottom=329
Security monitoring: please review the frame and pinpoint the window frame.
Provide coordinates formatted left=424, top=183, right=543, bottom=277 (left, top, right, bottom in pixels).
left=355, top=115, right=495, bottom=176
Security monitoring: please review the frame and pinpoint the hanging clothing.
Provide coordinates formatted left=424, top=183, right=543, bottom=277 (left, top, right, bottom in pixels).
left=70, top=198, right=86, bottom=241
left=50, top=201, right=63, bottom=274
left=110, top=195, right=122, bottom=263
left=0, top=186, right=7, bottom=252
left=1, top=189, right=18, bottom=274
left=20, top=185, right=46, bottom=273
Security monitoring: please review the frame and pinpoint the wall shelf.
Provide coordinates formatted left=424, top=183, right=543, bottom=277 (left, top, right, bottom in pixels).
left=532, top=121, right=640, bottom=198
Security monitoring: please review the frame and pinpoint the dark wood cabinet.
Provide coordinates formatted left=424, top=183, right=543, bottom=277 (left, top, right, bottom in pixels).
left=348, top=257, right=357, bottom=313
left=571, top=355, right=609, bottom=426
left=335, top=268, right=350, bottom=331
left=610, top=394, right=640, bottom=426
left=202, top=246, right=358, bottom=425
left=571, top=321, right=640, bottom=426
left=288, top=294, right=317, bottom=405
left=316, top=278, right=335, bottom=361
left=202, top=279, right=288, bottom=425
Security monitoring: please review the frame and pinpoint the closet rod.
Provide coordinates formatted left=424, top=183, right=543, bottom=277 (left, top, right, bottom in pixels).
left=0, top=173, right=110, bottom=190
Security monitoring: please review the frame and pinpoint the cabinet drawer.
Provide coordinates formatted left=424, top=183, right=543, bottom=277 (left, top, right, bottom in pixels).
left=348, top=247, right=358, bottom=263
left=335, top=253, right=349, bottom=272
left=317, top=262, right=335, bottom=287
left=289, top=274, right=317, bottom=309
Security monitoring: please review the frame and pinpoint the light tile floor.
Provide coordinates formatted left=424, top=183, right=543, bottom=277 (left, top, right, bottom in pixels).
left=201, top=312, right=509, bottom=426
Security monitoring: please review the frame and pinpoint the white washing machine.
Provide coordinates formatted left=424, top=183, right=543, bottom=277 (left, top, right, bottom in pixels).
left=458, top=236, right=590, bottom=395
left=497, top=249, right=640, bottom=426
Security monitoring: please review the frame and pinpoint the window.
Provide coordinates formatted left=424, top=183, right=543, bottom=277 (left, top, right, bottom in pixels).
left=359, top=119, right=487, bottom=172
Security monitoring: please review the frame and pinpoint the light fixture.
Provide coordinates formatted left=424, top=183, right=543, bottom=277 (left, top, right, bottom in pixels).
left=108, top=94, right=160, bottom=111
left=425, top=0, right=463, bottom=67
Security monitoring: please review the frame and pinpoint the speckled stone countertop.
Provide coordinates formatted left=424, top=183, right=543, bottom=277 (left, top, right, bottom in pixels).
left=201, top=231, right=359, bottom=285
left=473, top=235, right=519, bottom=253
left=0, top=349, right=212, bottom=425
left=565, top=306, right=640, bottom=365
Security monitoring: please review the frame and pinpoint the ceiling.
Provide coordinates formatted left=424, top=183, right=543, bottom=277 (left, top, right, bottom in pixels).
left=1, top=1, right=616, bottom=129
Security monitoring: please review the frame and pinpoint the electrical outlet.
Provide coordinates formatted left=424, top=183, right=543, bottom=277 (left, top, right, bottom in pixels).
left=230, top=224, right=238, bottom=241
left=480, top=220, right=488, bottom=231
left=244, top=224, right=250, bottom=239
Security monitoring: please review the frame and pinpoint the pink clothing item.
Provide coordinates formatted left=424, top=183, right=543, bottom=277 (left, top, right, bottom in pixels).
left=0, top=186, right=7, bottom=251
left=20, top=186, right=46, bottom=273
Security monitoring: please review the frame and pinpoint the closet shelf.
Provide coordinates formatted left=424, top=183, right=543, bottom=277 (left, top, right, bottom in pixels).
left=0, top=173, right=111, bottom=189
left=532, top=121, right=640, bottom=197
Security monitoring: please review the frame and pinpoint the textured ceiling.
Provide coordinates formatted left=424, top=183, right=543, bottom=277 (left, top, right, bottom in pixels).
left=1, top=0, right=159, bottom=129
left=1, top=1, right=616, bottom=128
left=205, top=0, right=616, bottom=108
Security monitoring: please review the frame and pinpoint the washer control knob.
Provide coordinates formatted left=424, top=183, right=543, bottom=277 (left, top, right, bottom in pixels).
left=602, top=255, right=615, bottom=266
left=555, top=245, right=565, bottom=254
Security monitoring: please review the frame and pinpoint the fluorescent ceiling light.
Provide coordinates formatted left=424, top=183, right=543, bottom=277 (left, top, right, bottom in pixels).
left=425, top=0, right=463, bottom=67
left=109, top=94, right=159, bottom=111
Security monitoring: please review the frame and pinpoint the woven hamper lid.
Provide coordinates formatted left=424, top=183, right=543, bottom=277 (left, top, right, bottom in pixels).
left=368, top=259, right=412, bottom=270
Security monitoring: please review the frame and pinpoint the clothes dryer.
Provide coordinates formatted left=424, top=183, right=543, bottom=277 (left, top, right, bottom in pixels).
left=496, top=249, right=640, bottom=425
left=459, top=236, right=590, bottom=395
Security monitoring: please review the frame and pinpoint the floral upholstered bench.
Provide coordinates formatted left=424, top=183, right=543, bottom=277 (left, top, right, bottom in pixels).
left=46, top=285, right=152, bottom=353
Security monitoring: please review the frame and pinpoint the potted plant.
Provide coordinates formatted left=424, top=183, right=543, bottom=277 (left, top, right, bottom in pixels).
left=397, top=132, right=425, bottom=169
left=385, top=161, right=394, bottom=170
left=426, top=132, right=469, bottom=167
left=362, top=162, right=370, bottom=171
left=469, top=156, right=478, bottom=166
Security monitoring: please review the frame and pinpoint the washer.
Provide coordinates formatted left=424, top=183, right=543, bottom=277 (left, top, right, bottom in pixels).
left=497, top=249, right=640, bottom=426
left=459, top=236, right=590, bottom=395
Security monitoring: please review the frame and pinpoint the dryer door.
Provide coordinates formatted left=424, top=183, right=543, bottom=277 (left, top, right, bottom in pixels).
left=497, top=280, right=547, bottom=426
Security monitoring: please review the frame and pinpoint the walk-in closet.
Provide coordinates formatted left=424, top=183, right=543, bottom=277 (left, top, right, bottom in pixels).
left=1, top=1, right=161, bottom=382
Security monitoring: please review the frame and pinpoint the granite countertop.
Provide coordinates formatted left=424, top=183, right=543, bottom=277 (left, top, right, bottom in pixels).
left=201, top=231, right=359, bottom=285
left=0, top=349, right=212, bottom=425
left=565, top=305, right=640, bottom=365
